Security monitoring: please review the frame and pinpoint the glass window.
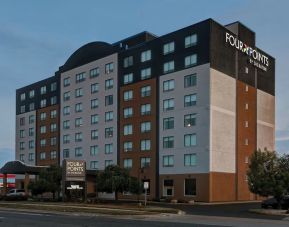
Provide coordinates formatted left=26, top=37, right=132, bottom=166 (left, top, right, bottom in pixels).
left=29, top=90, right=35, bottom=98
left=163, top=155, right=174, bottom=167
left=51, top=110, right=57, bottom=118
left=91, top=130, right=98, bottom=140
left=76, top=72, right=86, bottom=83
left=185, top=34, right=197, bottom=48
left=163, top=79, right=175, bottom=92
left=124, top=73, right=133, bottom=84
left=163, top=42, right=175, bottom=55
left=63, top=149, right=70, bottom=158
left=90, top=67, right=99, bottom=78
left=163, top=117, right=174, bottom=130
left=124, top=124, right=133, bottom=135
left=75, top=117, right=83, bottom=127
left=163, top=61, right=175, bottom=74
left=105, top=62, right=114, bottom=74
left=91, top=98, right=99, bottom=109
left=105, top=79, right=114, bottom=90
left=28, top=115, right=34, bottom=124
left=124, top=90, right=133, bottom=101
left=20, top=117, right=25, bottom=126
left=124, top=141, right=133, bottom=152
left=40, top=99, right=47, bottom=108
left=63, top=106, right=70, bottom=115
left=141, top=139, right=151, bottom=151
left=141, top=85, right=151, bottom=97
left=141, top=104, right=151, bottom=115
left=184, top=154, right=197, bottom=166
left=40, top=86, right=47, bottom=95
left=75, top=103, right=83, bottom=112
left=163, top=136, right=174, bottom=148
left=90, top=161, right=98, bottom=170
left=29, top=128, right=34, bottom=136
left=20, top=93, right=26, bottom=101
left=50, top=96, right=57, bottom=105
left=63, top=91, right=70, bottom=101
left=20, top=154, right=25, bottom=161
left=124, top=159, right=132, bottom=169
left=29, top=102, right=34, bottom=110
left=105, top=111, right=113, bottom=122
left=124, top=107, right=133, bottom=118
left=184, top=134, right=197, bottom=147
left=50, top=151, right=57, bottom=160
left=163, top=98, right=174, bottom=111
left=140, top=157, right=151, bottom=168
left=184, top=94, right=197, bottom=107
left=91, top=114, right=99, bottom=124
left=40, top=126, right=46, bottom=134
left=20, top=142, right=25, bottom=150
left=123, top=56, right=133, bottom=68
left=75, top=147, right=83, bottom=157
left=50, top=137, right=57, bottom=146
left=141, top=121, right=151, bottom=133
left=51, top=82, right=57, bottom=92
left=20, top=105, right=25, bottom=113
left=40, top=152, right=46, bottom=160
left=184, top=74, right=197, bottom=88
left=28, top=153, right=34, bottom=161
left=50, top=123, right=57, bottom=132
left=91, top=83, right=99, bottom=93
left=141, top=50, right=151, bottom=62
left=29, top=140, right=34, bottom=149
left=105, top=160, right=113, bottom=167
left=20, top=130, right=25, bottom=138
left=184, top=179, right=196, bottom=196
left=141, top=67, right=151, bottom=80
left=90, top=145, right=99, bottom=156
left=40, top=112, right=47, bottom=121
left=105, top=127, right=113, bottom=138
left=63, top=77, right=70, bottom=87
left=75, top=88, right=83, bottom=97
left=105, top=143, right=113, bottom=154
left=63, top=134, right=70, bottom=144
left=63, top=120, right=70, bottom=129
left=105, top=95, right=113, bottom=106
left=185, top=54, right=197, bottom=67
left=184, top=114, right=196, bottom=127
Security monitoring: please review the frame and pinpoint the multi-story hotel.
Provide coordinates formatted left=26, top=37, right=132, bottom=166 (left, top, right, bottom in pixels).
left=15, top=18, right=275, bottom=202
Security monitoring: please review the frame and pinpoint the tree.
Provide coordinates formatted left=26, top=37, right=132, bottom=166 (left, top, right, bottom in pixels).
left=247, top=149, right=289, bottom=209
left=96, top=165, right=142, bottom=200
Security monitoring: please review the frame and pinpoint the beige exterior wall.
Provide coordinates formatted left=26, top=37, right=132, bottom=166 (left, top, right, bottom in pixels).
left=209, top=68, right=236, bottom=173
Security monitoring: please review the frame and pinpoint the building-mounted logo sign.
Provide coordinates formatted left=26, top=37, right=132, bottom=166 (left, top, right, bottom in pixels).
left=63, top=159, right=86, bottom=181
left=225, top=32, right=269, bottom=71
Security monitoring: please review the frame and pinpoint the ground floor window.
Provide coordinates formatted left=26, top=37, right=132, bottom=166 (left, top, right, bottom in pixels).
left=184, top=178, right=196, bottom=196
left=163, top=179, right=174, bottom=196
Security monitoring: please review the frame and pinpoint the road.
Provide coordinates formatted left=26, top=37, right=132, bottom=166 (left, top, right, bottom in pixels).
left=0, top=209, right=289, bottom=227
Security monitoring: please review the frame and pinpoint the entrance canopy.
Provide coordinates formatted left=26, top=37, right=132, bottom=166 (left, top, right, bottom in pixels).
left=0, top=161, right=48, bottom=175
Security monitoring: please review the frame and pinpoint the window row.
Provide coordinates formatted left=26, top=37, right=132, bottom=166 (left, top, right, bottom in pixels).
left=62, top=144, right=113, bottom=158
left=20, top=82, right=57, bottom=101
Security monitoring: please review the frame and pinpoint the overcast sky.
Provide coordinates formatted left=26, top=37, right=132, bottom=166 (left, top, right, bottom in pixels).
left=0, top=0, right=288, bottom=167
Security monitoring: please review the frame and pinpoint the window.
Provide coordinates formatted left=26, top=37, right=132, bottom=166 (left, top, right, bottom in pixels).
left=163, top=117, right=174, bottom=130
left=90, top=145, right=99, bottom=156
left=91, top=114, right=99, bottom=124
left=75, top=88, right=83, bottom=97
left=105, top=160, right=113, bottom=167
left=245, top=156, right=249, bottom=164
left=63, top=149, right=70, bottom=158
left=163, top=61, right=174, bottom=74
left=91, top=99, right=99, bottom=109
left=141, top=104, right=151, bottom=115
left=140, top=157, right=151, bottom=168
left=76, top=72, right=86, bottom=83
left=63, top=120, right=70, bottom=129
left=124, top=107, right=133, bottom=118
left=184, top=74, right=197, bottom=88
left=245, top=67, right=249, bottom=74
left=20, top=105, right=25, bottom=113
left=184, top=154, right=197, bottom=166
left=75, top=147, right=83, bottom=157
left=184, top=179, right=196, bottom=196
left=50, top=151, right=57, bottom=160
left=124, top=90, right=133, bottom=101
left=124, top=159, right=132, bottom=169
left=105, top=127, right=113, bottom=138
left=51, top=82, right=57, bottom=92
left=75, top=118, right=83, bottom=127
left=40, top=126, right=46, bottom=134
left=245, top=85, right=249, bottom=92
left=105, top=79, right=114, bottom=90
left=40, top=152, right=46, bottom=160
left=141, top=140, right=151, bottom=151
left=29, top=140, right=34, bottom=149
left=105, top=95, right=113, bottom=106
left=141, top=85, right=151, bottom=97
left=105, top=111, right=113, bottom=122
left=91, top=130, right=98, bottom=140
left=141, top=50, right=151, bottom=62
left=90, top=161, right=98, bottom=170
left=29, top=103, right=35, bottom=111
left=245, top=139, right=249, bottom=146
left=124, top=73, right=133, bottom=84
left=163, top=42, right=175, bottom=55
left=184, top=114, right=196, bottom=127
left=29, top=128, right=34, bottom=137
left=40, top=99, right=47, bottom=108
left=163, top=79, right=175, bottom=92
left=50, top=96, right=57, bottom=105
left=50, top=123, right=57, bottom=132
left=163, top=98, right=174, bottom=111
left=75, top=103, right=83, bottom=112
left=105, top=144, right=113, bottom=154
left=184, top=134, right=197, bottom=147
left=245, top=103, right=249, bottom=110
left=185, top=54, right=197, bottom=67
left=63, top=134, right=70, bottom=144
left=184, top=94, right=197, bottom=107
left=63, top=92, right=70, bottom=101
left=28, top=153, right=34, bottom=161
left=29, top=90, right=35, bottom=98
left=40, top=86, right=47, bottom=95
left=163, top=136, right=174, bottom=148
left=51, top=110, right=57, bottom=118
left=20, top=130, right=25, bottom=138
left=141, top=67, right=151, bottom=80
left=124, top=142, right=133, bottom=152
left=163, top=155, right=174, bottom=167
left=91, top=83, right=99, bottom=93
left=63, top=106, right=70, bottom=115
left=63, top=77, right=70, bottom=87
left=40, top=112, right=47, bottom=121
left=20, top=154, right=25, bottom=162
left=245, top=121, right=249, bottom=128
left=124, top=124, right=133, bottom=135
left=50, top=137, right=57, bottom=146
left=20, top=117, right=25, bottom=126
left=185, top=34, right=197, bottom=48
left=28, top=115, right=34, bottom=124
left=20, top=142, right=25, bottom=150
left=141, top=122, right=151, bottom=133
left=105, top=62, right=114, bottom=74
left=123, top=56, right=133, bottom=68
left=90, top=67, right=99, bottom=78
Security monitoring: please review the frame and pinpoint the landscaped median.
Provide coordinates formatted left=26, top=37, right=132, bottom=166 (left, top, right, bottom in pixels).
left=0, top=201, right=183, bottom=216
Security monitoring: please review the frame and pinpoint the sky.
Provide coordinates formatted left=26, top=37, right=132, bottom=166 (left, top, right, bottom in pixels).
left=0, top=0, right=288, bottom=167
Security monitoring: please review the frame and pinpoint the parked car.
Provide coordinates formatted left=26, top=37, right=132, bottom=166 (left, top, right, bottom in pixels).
left=5, top=189, right=27, bottom=201
left=261, top=196, right=289, bottom=209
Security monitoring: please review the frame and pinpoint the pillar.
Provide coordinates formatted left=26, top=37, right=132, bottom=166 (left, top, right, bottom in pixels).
left=24, top=173, right=30, bottom=196
left=2, top=174, right=7, bottom=196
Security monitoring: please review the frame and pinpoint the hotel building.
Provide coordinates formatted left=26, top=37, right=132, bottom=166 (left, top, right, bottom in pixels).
left=15, top=18, right=275, bottom=202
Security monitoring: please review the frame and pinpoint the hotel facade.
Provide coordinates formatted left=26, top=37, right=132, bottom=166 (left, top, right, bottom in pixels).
left=15, top=19, right=275, bottom=202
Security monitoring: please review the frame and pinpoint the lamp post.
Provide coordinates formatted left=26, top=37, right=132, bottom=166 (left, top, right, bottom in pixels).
left=137, top=167, right=144, bottom=203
